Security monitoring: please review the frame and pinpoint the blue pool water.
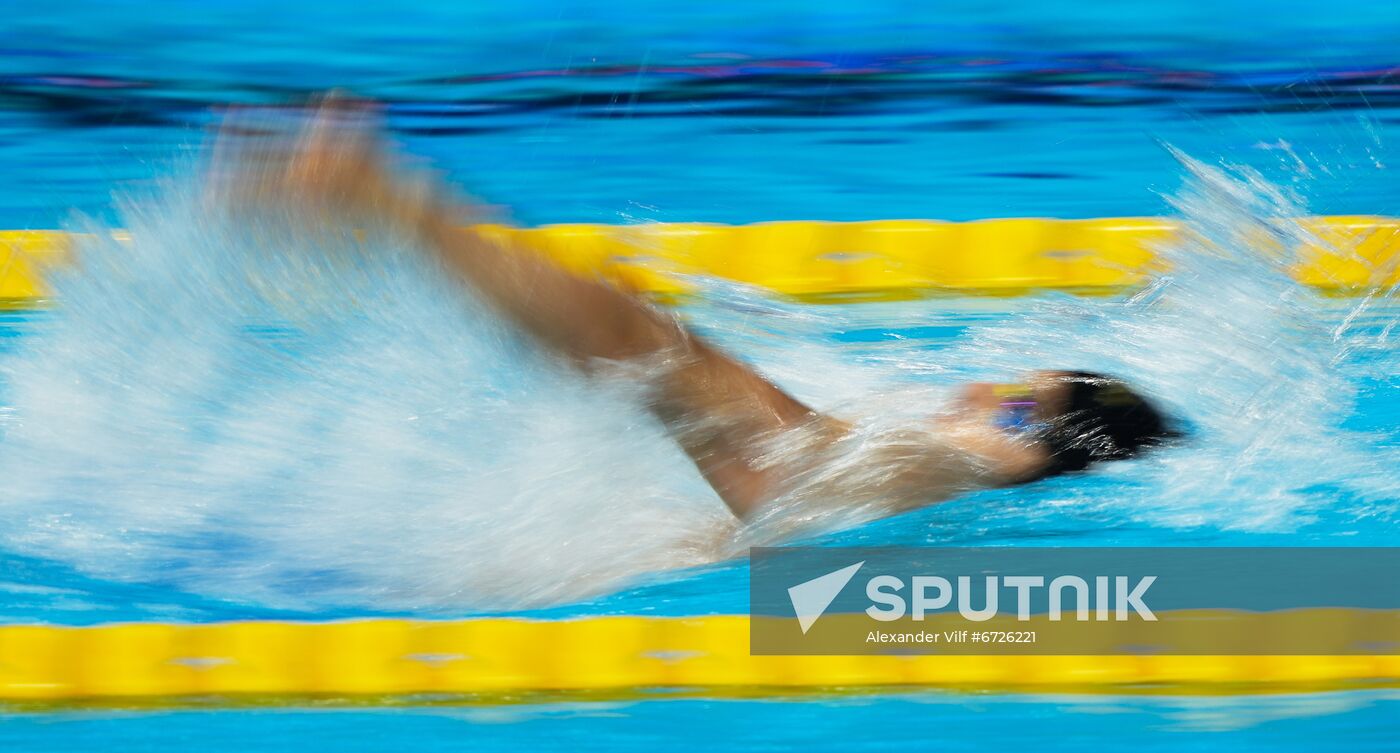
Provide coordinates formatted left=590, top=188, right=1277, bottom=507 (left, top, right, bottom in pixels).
left=3, top=1, right=1400, bottom=750
left=4, top=0, right=1400, bottom=228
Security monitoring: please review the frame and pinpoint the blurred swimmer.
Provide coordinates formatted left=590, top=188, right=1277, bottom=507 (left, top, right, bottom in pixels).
left=215, top=97, right=1177, bottom=521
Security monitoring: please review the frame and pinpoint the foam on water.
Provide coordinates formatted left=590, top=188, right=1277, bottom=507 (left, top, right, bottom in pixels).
left=901, top=151, right=1400, bottom=533
left=0, top=150, right=1395, bottom=613
left=0, top=181, right=738, bottom=611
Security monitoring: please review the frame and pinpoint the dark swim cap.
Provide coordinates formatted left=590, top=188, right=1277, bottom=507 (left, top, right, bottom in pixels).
left=1036, top=371, right=1178, bottom=478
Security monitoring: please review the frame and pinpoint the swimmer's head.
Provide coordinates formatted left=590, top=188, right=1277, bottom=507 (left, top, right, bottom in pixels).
left=952, top=370, right=1180, bottom=480
left=1027, top=371, right=1179, bottom=479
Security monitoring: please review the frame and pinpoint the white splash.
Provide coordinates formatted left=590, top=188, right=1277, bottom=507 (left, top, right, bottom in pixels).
left=0, top=150, right=1394, bottom=613
left=0, top=182, right=734, bottom=612
left=925, top=150, right=1400, bottom=532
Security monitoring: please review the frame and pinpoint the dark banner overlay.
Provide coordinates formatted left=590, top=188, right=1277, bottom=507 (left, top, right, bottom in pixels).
left=750, top=547, right=1400, bottom=655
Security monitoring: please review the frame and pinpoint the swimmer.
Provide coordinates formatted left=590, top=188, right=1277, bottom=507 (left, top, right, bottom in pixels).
left=215, top=97, right=1178, bottom=521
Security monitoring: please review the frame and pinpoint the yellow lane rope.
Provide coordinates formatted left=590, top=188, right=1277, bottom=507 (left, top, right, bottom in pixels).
left=1, top=615, right=1397, bottom=702
left=2, top=216, right=1398, bottom=305
left=1, top=221, right=1396, bottom=703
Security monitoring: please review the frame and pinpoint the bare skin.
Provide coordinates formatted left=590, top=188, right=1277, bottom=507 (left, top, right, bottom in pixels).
left=215, top=100, right=1061, bottom=521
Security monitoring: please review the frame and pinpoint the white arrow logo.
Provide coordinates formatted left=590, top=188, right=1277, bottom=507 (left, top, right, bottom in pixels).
left=787, top=561, right=865, bottom=634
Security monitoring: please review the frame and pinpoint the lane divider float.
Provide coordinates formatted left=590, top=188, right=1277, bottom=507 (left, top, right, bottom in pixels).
left=2, top=216, right=1398, bottom=306
left=1, top=615, right=1397, bottom=702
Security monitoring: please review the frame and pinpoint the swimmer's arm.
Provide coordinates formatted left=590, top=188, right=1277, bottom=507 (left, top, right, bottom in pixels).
left=245, top=105, right=846, bottom=519
left=412, top=211, right=679, bottom=364
left=406, top=204, right=846, bottom=518
left=409, top=211, right=1046, bottom=511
